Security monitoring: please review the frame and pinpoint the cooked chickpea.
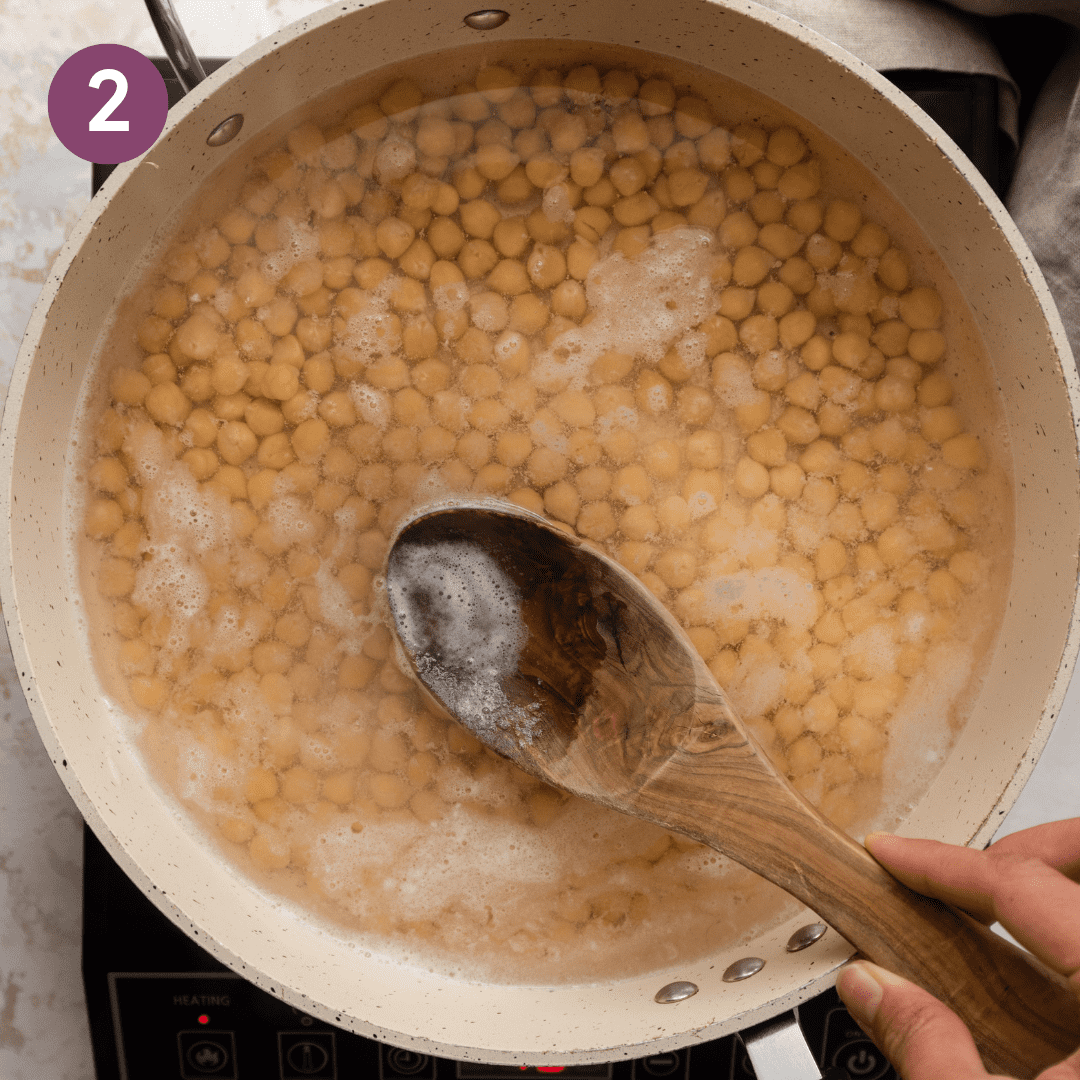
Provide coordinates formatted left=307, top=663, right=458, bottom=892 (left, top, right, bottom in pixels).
left=941, top=433, right=984, bottom=471
left=145, top=382, right=192, bottom=426
left=734, top=456, right=769, bottom=499
left=770, top=461, right=805, bottom=500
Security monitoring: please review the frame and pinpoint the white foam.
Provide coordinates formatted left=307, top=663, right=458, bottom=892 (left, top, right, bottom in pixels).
left=843, top=622, right=897, bottom=678
left=432, top=281, right=469, bottom=313
left=530, top=228, right=720, bottom=391
left=339, top=274, right=403, bottom=362
left=712, top=359, right=759, bottom=409
left=701, top=567, right=819, bottom=632
left=674, top=330, right=709, bottom=372
left=261, top=218, right=319, bottom=282
left=124, top=425, right=234, bottom=644
left=312, top=560, right=377, bottom=653
left=726, top=651, right=786, bottom=719
left=349, top=383, right=391, bottom=429
left=542, top=183, right=576, bottom=224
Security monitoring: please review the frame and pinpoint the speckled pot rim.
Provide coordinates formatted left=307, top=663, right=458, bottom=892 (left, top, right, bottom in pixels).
left=2, top=0, right=1078, bottom=1064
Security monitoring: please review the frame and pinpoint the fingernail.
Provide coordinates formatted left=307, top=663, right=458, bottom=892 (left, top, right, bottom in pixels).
left=837, top=962, right=884, bottom=1024
left=867, top=963, right=909, bottom=989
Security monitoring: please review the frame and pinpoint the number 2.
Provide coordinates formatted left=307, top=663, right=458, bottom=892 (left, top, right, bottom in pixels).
left=88, top=68, right=129, bottom=132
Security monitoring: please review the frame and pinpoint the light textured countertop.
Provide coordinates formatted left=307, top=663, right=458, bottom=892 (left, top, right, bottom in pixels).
left=1, top=3, right=1079, bottom=1078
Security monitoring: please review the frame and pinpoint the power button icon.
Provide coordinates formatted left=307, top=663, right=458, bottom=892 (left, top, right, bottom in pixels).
left=832, top=1039, right=889, bottom=1079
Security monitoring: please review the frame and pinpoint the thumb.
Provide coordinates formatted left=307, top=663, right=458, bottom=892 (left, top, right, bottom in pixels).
left=836, top=962, right=996, bottom=1080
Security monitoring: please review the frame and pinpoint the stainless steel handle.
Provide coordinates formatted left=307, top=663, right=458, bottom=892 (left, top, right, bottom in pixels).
left=741, top=1012, right=822, bottom=1080
left=143, top=0, right=207, bottom=92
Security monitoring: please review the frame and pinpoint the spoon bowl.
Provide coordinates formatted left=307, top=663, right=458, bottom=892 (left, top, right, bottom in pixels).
left=386, top=501, right=1078, bottom=1077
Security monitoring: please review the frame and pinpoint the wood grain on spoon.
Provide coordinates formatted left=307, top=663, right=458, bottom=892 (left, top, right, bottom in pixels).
left=385, top=501, right=1079, bottom=1078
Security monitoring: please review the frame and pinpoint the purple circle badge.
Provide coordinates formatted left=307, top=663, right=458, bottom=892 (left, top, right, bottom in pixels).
left=48, top=44, right=168, bottom=164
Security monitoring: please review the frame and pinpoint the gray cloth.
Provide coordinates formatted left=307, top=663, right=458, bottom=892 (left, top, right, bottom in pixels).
left=752, top=0, right=1019, bottom=140
left=1006, top=33, right=1080, bottom=365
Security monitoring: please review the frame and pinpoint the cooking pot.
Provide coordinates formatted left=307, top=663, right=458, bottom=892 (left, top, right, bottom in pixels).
left=3, top=0, right=1078, bottom=1067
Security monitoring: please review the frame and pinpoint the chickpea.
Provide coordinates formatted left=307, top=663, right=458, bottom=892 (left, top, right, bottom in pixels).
left=867, top=374, right=912, bottom=414
left=677, top=385, right=715, bottom=426
left=635, top=370, right=673, bottom=415
left=85, top=496, right=124, bottom=539
left=822, top=199, right=861, bottom=242
left=654, top=547, right=696, bottom=589
left=770, top=461, right=806, bottom=500
left=551, top=279, right=587, bottom=319
left=110, top=368, right=152, bottom=407
left=732, top=245, right=773, bottom=288
left=613, top=191, right=660, bottom=228
left=746, top=428, right=787, bottom=467
left=642, top=439, right=681, bottom=480
left=88, top=457, right=128, bottom=495
left=145, top=382, right=192, bottom=427
left=898, top=285, right=943, bottom=330
left=527, top=244, right=568, bottom=290
left=942, top=433, right=985, bottom=471
left=734, top=456, right=769, bottom=499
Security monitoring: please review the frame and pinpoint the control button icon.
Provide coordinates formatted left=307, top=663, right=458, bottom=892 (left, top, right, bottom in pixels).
left=279, top=1031, right=336, bottom=1080
left=178, top=1031, right=237, bottom=1078
left=832, top=1039, right=890, bottom=1080
left=638, top=1050, right=683, bottom=1077
left=289, top=1041, right=329, bottom=1073
left=386, top=1048, right=432, bottom=1075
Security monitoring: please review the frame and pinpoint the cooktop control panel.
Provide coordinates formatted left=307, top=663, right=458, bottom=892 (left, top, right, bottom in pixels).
left=99, top=967, right=891, bottom=1080
left=86, top=825, right=892, bottom=1080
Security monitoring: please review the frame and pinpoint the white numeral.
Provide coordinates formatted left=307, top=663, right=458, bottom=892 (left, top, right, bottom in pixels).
left=88, top=68, right=130, bottom=132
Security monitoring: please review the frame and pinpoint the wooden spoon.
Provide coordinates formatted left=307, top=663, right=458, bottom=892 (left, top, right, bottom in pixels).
left=384, top=501, right=1078, bottom=1077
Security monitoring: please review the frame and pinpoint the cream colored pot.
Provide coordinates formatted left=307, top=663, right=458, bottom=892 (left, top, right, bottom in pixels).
left=3, top=0, right=1078, bottom=1064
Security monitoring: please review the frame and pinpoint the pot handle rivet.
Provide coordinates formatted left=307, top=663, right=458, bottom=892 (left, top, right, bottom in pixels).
left=654, top=980, right=698, bottom=1003
left=786, top=922, right=827, bottom=952
left=207, top=114, right=245, bottom=147
left=463, top=9, right=510, bottom=29
left=722, top=957, right=765, bottom=982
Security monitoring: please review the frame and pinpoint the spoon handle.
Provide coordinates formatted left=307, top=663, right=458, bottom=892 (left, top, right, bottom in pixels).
left=677, top=746, right=1078, bottom=1077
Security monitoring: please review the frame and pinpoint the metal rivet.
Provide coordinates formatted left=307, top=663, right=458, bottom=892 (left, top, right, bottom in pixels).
left=207, top=114, right=244, bottom=147
left=654, top=980, right=698, bottom=1004
left=463, top=9, right=510, bottom=29
left=786, top=922, right=827, bottom=952
left=722, top=957, right=765, bottom=982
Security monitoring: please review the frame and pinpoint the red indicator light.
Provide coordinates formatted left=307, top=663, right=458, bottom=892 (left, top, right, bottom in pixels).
left=198, top=1014, right=210, bottom=1025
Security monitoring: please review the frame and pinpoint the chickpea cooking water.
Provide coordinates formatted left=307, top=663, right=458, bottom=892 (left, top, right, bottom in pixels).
left=75, top=52, right=1012, bottom=984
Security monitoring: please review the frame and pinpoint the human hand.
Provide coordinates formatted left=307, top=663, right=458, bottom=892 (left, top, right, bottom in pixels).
left=836, top=818, right=1080, bottom=1078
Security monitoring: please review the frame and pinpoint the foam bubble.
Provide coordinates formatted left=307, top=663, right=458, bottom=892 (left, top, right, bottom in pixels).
left=530, top=228, right=721, bottom=392
left=542, top=183, right=575, bottom=224
left=843, top=623, right=897, bottom=678
left=349, top=383, right=391, bottom=429
left=432, top=281, right=469, bottom=313
left=726, top=652, right=786, bottom=721
left=702, top=567, right=819, bottom=632
left=529, top=410, right=569, bottom=453
left=312, top=560, right=377, bottom=652
left=712, top=360, right=758, bottom=409
left=674, top=330, right=709, bottom=371
left=261, top=218, right=319, bottom=282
